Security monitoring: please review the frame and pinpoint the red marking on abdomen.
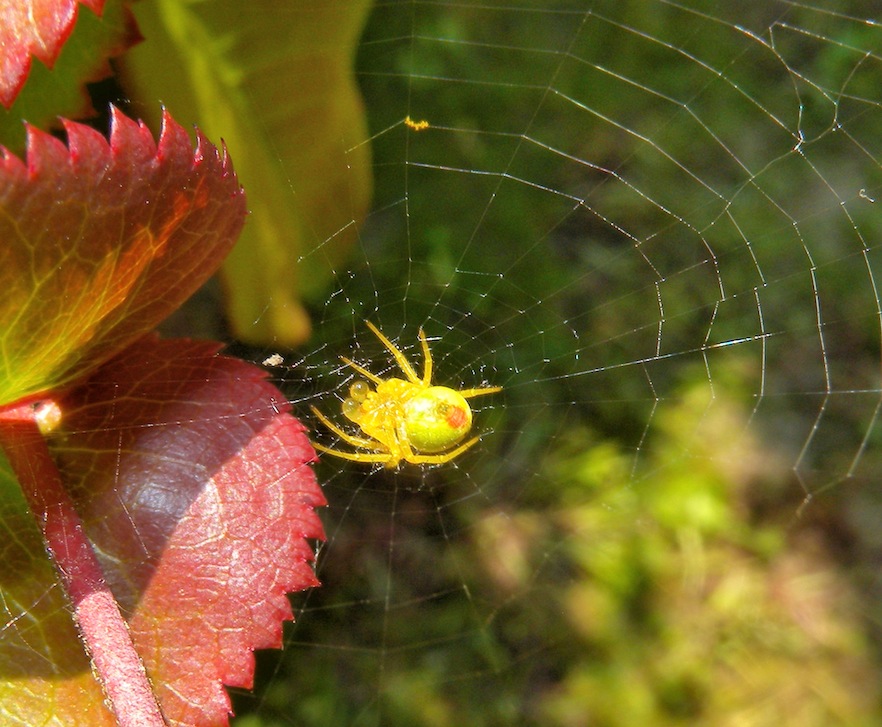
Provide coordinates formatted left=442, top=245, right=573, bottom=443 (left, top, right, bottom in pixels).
left=446, top=405, right=467, bottom=430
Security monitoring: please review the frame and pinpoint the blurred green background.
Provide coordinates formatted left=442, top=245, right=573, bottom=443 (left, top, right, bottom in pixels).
left=220, top=2, right=882, bottom=726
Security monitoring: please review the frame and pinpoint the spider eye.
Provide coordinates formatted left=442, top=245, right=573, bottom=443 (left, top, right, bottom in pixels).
left=403, top=387, right=473, bottom=453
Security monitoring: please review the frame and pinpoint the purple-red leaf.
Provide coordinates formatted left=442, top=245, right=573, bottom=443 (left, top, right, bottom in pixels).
left=0, top=0, right=106, bottom=107
left=0, top=107, right=246, bottom=406
left=42, top=335, right=325, bottom=725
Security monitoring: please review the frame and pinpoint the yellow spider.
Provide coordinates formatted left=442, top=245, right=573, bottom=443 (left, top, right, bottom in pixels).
left=310, top=321, right=502, bottom=468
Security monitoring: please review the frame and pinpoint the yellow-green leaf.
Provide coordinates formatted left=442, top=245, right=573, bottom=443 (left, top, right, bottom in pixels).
left=121, top=0, right=373, bottom=346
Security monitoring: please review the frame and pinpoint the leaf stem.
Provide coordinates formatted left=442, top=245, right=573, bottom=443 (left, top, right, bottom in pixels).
left=0, top=402, right=167, bottom=727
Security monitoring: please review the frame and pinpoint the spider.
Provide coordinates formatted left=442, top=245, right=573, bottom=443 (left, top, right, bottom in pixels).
left=310, top=321, right=502, bottom=468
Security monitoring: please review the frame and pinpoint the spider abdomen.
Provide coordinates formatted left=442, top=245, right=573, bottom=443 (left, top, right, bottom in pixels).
left=403, top=386, right=472, bottom=453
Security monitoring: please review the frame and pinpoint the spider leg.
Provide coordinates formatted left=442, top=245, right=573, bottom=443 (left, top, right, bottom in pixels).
left=418, top=327, right=432, bottom=385
left=340, top=356, right=384, bottom=386
left=310, top=405, right=384, bottom=449
left=312, top=442, right=397, bottom=466
left=406, top=435, right=483, bottom=465
left=365, top=320, right=422, bottom=385
left=458, top=385, right=503, bottom=399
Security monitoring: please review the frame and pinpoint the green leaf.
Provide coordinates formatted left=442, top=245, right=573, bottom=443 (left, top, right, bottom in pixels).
left=120, top=0, right=373, bottom=346
left=0, top=0, right=138, bottom=151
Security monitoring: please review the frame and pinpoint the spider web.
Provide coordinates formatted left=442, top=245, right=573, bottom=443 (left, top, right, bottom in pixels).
left=227, top=2, right=882, bottom=724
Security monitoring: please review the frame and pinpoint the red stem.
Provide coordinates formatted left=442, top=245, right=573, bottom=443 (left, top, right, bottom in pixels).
left=0, top=402, right=166, bottom=727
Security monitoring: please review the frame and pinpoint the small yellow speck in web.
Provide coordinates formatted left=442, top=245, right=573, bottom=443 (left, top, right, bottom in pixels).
left=404, top=116, right=430, bottom=131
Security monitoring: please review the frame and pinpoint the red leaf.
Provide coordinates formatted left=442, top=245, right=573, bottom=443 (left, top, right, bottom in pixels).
left=0, top=0, right=105, bottom=107
left=0, top=107, right=247, bottom=406
left=50, top=335, right=325, bottom=725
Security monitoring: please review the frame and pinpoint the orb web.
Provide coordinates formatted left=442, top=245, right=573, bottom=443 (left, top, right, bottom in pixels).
left=208, top=2, right=882, bottom=724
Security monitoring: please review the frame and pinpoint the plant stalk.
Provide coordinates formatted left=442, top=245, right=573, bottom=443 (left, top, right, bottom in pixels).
left=0, top=401, right=166, bottom=727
